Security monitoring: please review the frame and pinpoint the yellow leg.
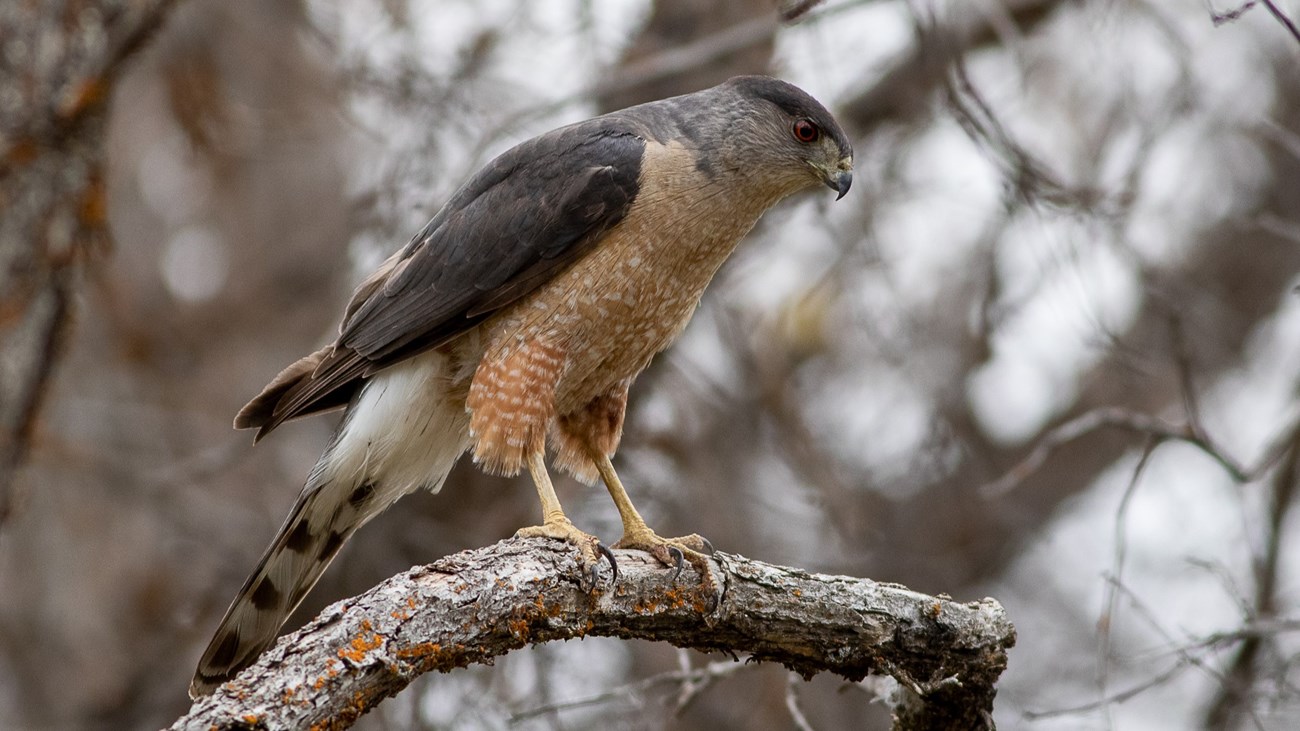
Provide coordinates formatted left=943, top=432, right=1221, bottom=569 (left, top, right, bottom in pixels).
left=515, top=452, right=612, bottom=579
left=592, top=452, right=651, bottom=536
left=590, top=451, right=713, bottom=570
left=527, top=451, right=568, bottom=526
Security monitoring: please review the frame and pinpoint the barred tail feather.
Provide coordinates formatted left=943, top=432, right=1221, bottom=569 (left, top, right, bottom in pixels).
left=189, top=482, right=358, bottom=697
left=190, top=351, right=472, bottom=698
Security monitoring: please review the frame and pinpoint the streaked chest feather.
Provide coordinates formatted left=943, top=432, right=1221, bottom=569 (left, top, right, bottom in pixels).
left=482, top=141, right=776, bottom=411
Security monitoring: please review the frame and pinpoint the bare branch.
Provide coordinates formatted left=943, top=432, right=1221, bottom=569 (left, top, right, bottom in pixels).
left=508, top=655, right=745, bottom=723
left=589, top=0, right=877, bottom=108
left=944, top=57, right=1095, bottom=211
left=841, top=0, right=1064, bottom=134
left=779, top=0, right=826, bottom=23
left=1208, top=1, right=1300, bottom=44
left=980, top=404, right=1300, bottom=498
left=1205, top=430, right=1300, bottom=727
left=1096, top=438, right=1159, bottom=727
left=0, top=0, right=182, bottom=523
left=169, top=539, right=1014, bottom=731
left=786, top=672, right=818, bottom=731
left=1025, top=660, right=1190, bottom=720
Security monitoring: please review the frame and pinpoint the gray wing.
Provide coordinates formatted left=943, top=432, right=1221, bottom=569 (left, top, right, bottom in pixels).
left=237, top=120, right=645, bottom=440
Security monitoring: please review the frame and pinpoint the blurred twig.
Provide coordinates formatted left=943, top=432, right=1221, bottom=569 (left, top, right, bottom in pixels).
left=785, top=672, right=818, bottom=731
left=1095, top=438, right=1158, bottom=729
left=985, top=413, right=1200, bottom=497
left=980, top=404, right=1300, bottom=498
left=1208, top=1, right=1300, bottom=44
left=944, top=57, right=1095, bottom=211
left=841, top=0, right=1064, bottom=133
left=1026, top=579, right=1252, bottom=722
left=1205, top=426, right=1300, bottom=727
left=0, top=0, right=183, bottom=525
left=509, top=656, right=747, bottom=723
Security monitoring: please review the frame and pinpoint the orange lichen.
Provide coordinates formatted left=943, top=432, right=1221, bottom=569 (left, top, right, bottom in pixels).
left=310, top=686, right=383, bottom=731
left=395, top=641, right=441, bottom=660
left=635, top=586, right=704, bottom=615
left=338, top=623, right=384, bottom=664
left=663, top=587, right=690, bottom=610
left=532, top=593, right=562, bottom=618
left=792, top=589, right=802, bottom=597
left=313, top=658, right=341, bottom=689
left=283, top=684, right=311, bottom=709
left=242, top=714, right=260, bottom=724
left=503, top=593, right=563, bottom=641
left=393, top=641, right=473, bottom=674
left=508, top=616, right=530, bottom=640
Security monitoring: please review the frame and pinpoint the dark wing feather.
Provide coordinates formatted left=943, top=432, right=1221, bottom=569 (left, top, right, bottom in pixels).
left=242, top=121, right=644, bottom=440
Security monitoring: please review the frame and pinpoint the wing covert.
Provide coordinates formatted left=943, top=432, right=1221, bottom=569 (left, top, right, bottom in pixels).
left=340, top=125, right=643, bottom=363
left=241, top=121, right=644, bottom=438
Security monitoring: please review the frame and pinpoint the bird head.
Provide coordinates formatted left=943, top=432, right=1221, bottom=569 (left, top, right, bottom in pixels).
left=722, top=76, right=854, bottom=201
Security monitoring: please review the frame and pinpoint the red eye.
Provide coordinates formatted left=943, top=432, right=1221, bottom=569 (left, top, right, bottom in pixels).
left=793, top=119, right=819, bottom=143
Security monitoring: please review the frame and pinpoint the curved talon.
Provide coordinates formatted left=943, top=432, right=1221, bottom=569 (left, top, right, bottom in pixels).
left=514, top=520, right=610, bottom=590
left=666, top=545, right=685, bottom=582
left=698, top=536, right=715, bottom=555
left=596, top=542, right=619, bottom=584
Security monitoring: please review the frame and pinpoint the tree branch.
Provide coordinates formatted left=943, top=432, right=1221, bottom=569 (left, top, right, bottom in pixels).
left=0, top=0, right=181, bottom=524
left=170, top=539, right=1014, bottom=730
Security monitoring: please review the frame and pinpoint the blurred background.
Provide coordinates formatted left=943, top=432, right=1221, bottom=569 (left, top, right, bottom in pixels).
left=3, top=0, right=1300, bottom=728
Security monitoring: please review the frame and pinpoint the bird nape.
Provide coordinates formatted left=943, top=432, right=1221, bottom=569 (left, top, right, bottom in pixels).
left=189, top=75, right=853, bottom=698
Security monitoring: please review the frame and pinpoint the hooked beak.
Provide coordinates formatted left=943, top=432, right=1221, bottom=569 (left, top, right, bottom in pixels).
left=817, top=158, right=853, bottom=200
left=829, top=169, right=852, bottom=200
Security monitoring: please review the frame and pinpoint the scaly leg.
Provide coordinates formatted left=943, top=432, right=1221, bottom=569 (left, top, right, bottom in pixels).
left=515, top=452, right=616, bottom=583
left=591, top=451, right=713, bottom=582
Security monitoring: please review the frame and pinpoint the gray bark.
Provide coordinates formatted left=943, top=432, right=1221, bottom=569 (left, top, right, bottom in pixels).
left=169, top=539, right=1014, bottom=730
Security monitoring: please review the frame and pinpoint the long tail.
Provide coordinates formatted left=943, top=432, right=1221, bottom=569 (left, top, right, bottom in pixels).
left=190, top=352, right=471, bottom=698
left=188, top=472, right=369, bottom=697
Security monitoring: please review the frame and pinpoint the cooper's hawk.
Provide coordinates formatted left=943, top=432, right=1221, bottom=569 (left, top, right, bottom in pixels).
left=190, top=75, right=852, bottom=697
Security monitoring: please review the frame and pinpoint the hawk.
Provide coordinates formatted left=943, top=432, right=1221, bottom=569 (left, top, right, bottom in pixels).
left=191, top=75, right=853, bottom=697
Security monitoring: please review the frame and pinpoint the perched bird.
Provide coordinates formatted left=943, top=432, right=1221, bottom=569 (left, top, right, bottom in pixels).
left=190, top=75, right=852, bottom=698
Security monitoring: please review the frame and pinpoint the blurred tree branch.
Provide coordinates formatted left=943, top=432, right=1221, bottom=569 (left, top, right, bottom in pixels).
left=0, top=0, right=182, bottom=523
left=169, top=539, right=1014, bottom=730
left=594, top=0, right=784, bottom=112
left=1209, top=0, right=1300, bottom=44
left=981, top=403, right=1300, bottom=498
left=842, top=0, right=1062, bottom=134
left=1204, top=425, right=1300, bottom=727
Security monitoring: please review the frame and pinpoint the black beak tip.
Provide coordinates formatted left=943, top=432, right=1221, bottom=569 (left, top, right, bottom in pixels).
left=832, top=171, right=852, bottom=200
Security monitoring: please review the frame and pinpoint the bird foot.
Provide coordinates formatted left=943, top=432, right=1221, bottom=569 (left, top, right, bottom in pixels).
left=516, top=518, right=617, bottom=588
left=613, top=527, right=715, bottom=585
